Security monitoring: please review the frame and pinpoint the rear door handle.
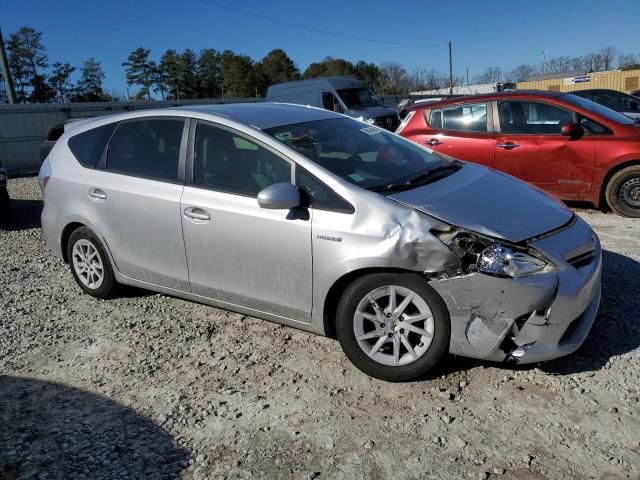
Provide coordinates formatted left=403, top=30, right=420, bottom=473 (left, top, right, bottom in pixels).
left=88, top=188, right=107, bottom=200
left=184, top=207, right=210, bottom=221
left=497, top=142, right=520, bottom=150
left=425, top=139, right=443, bottom=146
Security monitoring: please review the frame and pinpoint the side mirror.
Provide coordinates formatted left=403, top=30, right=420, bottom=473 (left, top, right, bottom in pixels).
left=561, top=123, right=584, bottom=139
left=257, top=183, right=301, bottom=210
left=333, top=102, right=343, bottom=113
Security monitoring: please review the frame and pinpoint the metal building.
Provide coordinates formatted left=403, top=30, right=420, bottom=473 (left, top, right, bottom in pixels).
left=517, top=69, right=640, bottom=94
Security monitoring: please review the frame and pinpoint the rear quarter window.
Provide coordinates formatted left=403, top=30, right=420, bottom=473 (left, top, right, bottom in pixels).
left=67, top=123, right=117, bottom=168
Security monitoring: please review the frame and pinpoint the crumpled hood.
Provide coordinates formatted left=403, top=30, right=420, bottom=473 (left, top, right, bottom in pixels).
left=388, top=163, right=573, bottom=243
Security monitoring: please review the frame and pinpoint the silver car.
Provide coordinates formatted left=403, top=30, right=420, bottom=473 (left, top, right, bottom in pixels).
left=38, top=103, right=602, bottom=381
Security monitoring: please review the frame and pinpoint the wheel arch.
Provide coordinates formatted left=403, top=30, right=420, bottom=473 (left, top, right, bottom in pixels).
left=600, top=159, right=640, bottom=210
left=322, top=267, right=426, bottom=339
left=60, top=222, right=86, bottom=263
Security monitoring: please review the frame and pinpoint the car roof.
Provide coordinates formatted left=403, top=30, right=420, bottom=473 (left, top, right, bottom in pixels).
left=409, top=90, right=566, bottom=110
left=68, top=102, right=344, bottom=133
left=177, top=102, right=341, bottom=129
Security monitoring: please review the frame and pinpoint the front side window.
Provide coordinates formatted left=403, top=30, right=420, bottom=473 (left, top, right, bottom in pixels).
left=322, top=92, right=335, bottom=111
left=578, top=115, right=612, bottom=135
left=498, top=101, right=573, bottom=135
left=428, top=103, right=488, bottom=132
left=107, top=119, right=184, bottom=181
left=194, top=123, right=292, bottom=197
left=296, top=167, right=353, bottom=213
left=264, top=118, right=449, bottom=192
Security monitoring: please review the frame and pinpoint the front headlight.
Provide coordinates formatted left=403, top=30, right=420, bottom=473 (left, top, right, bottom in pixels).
left=477, top=244, right=548, bottom=278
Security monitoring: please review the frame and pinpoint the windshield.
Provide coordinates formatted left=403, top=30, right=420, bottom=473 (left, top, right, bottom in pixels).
left=264, top=118, right=448, bottom=191
left=336, top=88, right=380, bottom=109
left=562, top=94, right=635, bottom=125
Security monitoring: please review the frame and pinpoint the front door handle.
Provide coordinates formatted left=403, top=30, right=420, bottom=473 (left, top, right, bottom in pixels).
left=425, top=139, right=443, bottom=146
left=88, top=188, right=107, bottom=200
left=497, top=142, right=520, bottom=150
left=184, top=207, right=210, bottom=221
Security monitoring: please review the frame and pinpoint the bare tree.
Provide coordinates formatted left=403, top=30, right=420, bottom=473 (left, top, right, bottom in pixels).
left=618, top=53, right=638, bottom=69
left=378, top=62, right=409, bottom=94
left=599, top=46, right=618, bottom=71
left=473, top=67, right=503, bottom=84
left=508, top=63, right=537, bottom=81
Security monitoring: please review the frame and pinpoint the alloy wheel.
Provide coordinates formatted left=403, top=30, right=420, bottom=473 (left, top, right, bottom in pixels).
left=72, top=239, right=105, bottom=290
left=353, top=285, right=435, bottom=367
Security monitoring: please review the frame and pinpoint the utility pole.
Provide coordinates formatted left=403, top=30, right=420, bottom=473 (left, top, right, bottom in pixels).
left=0, top=26, right=16, bottom=104
left=466, top=68, right=469, bottom=86
left=448, top=41, right=453, bottom=95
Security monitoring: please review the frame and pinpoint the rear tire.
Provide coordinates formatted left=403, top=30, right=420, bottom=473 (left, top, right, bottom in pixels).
left=336, top=273, right=450, bottom=382
left=67, top=227, right=118, bottom=298
left=605, top=165, right=640, bottom=218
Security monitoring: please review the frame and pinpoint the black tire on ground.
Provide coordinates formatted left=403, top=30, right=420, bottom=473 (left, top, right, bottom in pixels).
left=66, top=226, right=118, bottom=299
left=605, top=165, right=640, bottom=218
left=0, top=189, right=10, bottom=224
left=335, top=273, right=450, bottom=382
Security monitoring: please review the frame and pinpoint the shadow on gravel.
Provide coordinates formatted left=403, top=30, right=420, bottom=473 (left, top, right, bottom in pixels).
left=542, top=249, right=640, bottom=375
left=0, top=199, right=43, bottom=231
left=0, top=376, right=189, bottom=480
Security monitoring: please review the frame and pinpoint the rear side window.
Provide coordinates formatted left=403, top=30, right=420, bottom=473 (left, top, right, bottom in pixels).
left=498, top=101, right=573, bottom=135
left=107, top=119, right=184, bottom=182
left=296, top=167, right=354, bottom=213
left=194, top=122, right=292, bottom=197
left=68, top=123, right=117, bottom=168
left=428, top=103, right=488, bottom=132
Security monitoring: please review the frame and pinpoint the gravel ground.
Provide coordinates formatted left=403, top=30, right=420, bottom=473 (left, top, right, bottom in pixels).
left=1, top=176, right=639, bottom=480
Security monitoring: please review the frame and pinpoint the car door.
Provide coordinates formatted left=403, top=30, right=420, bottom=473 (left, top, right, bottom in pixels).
left=418, top=102, right=494, bottom=167
left=84, top=117, right=190, bottom=291
left=180, top=120, right=313, bottom=321
left=494, top=100, right=595, bottom=195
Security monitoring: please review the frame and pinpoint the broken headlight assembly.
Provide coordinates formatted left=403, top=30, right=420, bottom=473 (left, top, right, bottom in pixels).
left=477, top=243, right=548, bottom=278
left=435, top=229, right=553, bottom=278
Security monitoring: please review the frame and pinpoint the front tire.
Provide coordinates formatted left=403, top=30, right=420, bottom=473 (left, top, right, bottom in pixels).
left=0, top=189, right=10, bottom=224
left=336, top=273, right=450, bottom=382
left=67, top=227, right=117, bottom=298
left=605, top=165, right=640, bottom=218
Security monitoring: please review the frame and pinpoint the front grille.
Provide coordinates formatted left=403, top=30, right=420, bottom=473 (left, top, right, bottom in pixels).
left=374, top=115, right=400, bottom=131
left=567, top=250, right=596, bottom=269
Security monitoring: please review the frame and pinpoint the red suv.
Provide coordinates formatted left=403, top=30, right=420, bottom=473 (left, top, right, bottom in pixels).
left=397, top=91, right=640, bottom=217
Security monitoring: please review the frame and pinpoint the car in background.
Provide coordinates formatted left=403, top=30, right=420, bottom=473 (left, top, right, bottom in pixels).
left=632, top=89, right=640, bottom=98
left=38, top=103, right=601, bottom=381
left=266, top=77, right=400, bottom=131
left=397, top=91, right=640, bottom=217
left=397, top=97, right=445, bottom=120
left=0, top=159, right=10, bottom=223
left=570, top=89, right=640, bottom=120
left=40, top=119, right=80, bottom=162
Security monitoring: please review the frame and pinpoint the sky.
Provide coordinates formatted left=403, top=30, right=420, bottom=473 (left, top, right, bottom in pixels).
left=2, top=0, right=638, bottom=97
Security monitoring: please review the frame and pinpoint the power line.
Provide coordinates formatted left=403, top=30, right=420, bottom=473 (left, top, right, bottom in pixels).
left=193, top=0, right=438, bottom=47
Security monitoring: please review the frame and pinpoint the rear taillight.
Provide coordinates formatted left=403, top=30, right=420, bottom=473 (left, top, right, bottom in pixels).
left=38, top=159, right=52, bottom=196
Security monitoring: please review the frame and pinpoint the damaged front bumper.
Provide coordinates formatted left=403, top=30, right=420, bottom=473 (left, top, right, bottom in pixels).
left=430, top=216, right=602, bottom=364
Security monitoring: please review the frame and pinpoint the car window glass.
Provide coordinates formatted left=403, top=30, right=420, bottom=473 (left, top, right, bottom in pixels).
left=264, top=118, right=444, bottom=191
left=194, top=123, right=292, bottom=197
left=429, top=103, right=487, bottom=132
left=295, top=167, right=353, bottom=213
left=107, top=119, right=183, bottom=181
left=68, top=123, right=117, bottom=168
left=578, top=115, right=612, bottom=135
left=322, top=92, right=334, bottom=111
left=498, top=101, right=572, bottom=135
